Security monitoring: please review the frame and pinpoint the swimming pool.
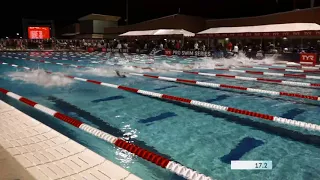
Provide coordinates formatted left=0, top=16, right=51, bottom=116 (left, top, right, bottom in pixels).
left=0, top=51, right=320, bottom=180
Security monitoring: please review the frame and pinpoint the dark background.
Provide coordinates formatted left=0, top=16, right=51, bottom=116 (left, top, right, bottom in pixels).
left=1, top=0, right=319, bottom=37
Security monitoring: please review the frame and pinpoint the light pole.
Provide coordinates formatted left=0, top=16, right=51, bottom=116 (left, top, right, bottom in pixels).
left=126, top=0, right=129, bottom=25
left=311, top=0, right=314, bottom=8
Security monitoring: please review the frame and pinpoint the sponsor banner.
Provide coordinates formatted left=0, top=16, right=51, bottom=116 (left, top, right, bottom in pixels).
left=172, top=50, right=212, bottom=57
left=164, top=49, right=172, bottom=56
left=300, top=53, right=317, bottom=65
left=106, top=48, right=129, bottom=53
left=28, top=27, right=50, bottom=39
left=196, top=31, right=320, bottom=38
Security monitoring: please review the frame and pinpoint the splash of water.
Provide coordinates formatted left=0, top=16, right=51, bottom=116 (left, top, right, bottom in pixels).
left=115, top=123, right=139, bottom=168
left=74, top=52, right=280, bottom=77
left=193, top=52, right=277, bottom=69
left=121, top=52, right=279, bottom=71
left=8, top=69, right=74, bottom=88
left=71, top=66, right=119, bottom=77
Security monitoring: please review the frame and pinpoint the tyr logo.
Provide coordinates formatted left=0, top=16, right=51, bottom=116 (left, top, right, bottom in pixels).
left=302, top=55, right=314, bottom=61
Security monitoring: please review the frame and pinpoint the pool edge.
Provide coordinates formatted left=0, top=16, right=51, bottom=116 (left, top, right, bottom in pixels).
left=0, top=100, right=141, bottom=180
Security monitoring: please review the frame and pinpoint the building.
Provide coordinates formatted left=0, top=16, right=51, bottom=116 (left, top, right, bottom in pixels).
left=104, top=7, right=320, bottom=37
left=205, top=6, right=320, bottom=28
left=59, top=7, right=320, bottom=39
left=60, top=14, right=121, bottom=39
left=104, top=14, right=206, bottom=36
left=22, top=19, right=55, bottom=39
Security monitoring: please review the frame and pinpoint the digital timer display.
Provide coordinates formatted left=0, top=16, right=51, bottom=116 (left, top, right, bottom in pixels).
left=231, top=161, right=272, bottom=170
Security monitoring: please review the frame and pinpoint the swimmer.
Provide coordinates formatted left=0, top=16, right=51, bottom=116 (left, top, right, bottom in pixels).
left=185, top=65, right=194, bottom=70
left=115, top=70, right=126, bottom=78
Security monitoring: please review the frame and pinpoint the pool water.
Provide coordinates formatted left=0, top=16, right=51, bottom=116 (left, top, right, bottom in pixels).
left=1, top=51, right=320, bottom=180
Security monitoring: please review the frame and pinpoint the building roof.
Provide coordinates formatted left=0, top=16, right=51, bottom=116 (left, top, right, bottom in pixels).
left=119, top=29, right=195, bottom=37
left=198, top=23, right=320, bottom=34
left=78, top=13, right=121, bottom=22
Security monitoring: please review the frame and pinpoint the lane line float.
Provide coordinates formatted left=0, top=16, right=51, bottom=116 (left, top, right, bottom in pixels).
left=258, top=64, right=320, bottom=70
left=0, top=87, right=212, bottom=180
left=2, top=62, right=320, bottom=133
left=5, top=55, right=86, bottom=68
left=165, top=67, right=320, bottom=80
left=130, top=66, right=320, bottom=88
left=127, top=72, right=320, bottom=102
left=171, top=69, right=320, bottom=80
left=25, top=53, right=108, bottom=63
left=239, top=66, right=320, bottom=73
left=2, top=55, right=320, bottom=88
left=3, top=60, right=318, bottom=102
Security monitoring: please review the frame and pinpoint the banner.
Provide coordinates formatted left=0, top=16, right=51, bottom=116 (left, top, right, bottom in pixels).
left=28, top=27, right=50, bottom=39
left=106, top=48, right=129, bottom=53
left=300, top=53, right=317, bottom=65
left=164, top=49, right=172, bottom=56
left=172, top=50, right=212, bottom=57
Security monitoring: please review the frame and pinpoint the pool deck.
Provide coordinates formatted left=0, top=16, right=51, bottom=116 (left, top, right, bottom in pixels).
left=0, top=100, right=141, bottom=180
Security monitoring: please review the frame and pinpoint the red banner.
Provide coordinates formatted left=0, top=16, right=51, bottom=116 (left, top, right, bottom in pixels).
left=300, top=53, right=317, bottom=65
left=164, top=49, right=172, bottom=56
left=28, top=27, right=50, bottom=39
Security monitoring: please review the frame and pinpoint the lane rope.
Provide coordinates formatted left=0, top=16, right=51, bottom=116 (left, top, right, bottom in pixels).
left=171, top=69, right=320, bottom=80
left=2, top=62, right=320, bottom=133
left=257, top=64, right=320, bottom=70
left=3, top=55, right=86, bottom=68
left=131, top=66, right=320, bottom=88
left=0, top=87, right=212, bottom=180
left=126, top=72, right=320, bottom=102
left=168, top=68, right=320, bottom=80
left=239, top=65, right=320, bottom=73
left=3, top=60, right=318, bottom=102
left=3, top=54, right=320, bottom=89
left=10, top=53, right=320, bottom=73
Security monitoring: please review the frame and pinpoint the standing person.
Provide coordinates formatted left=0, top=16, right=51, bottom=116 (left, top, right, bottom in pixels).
left=233, top=43, right=239, bottom=55
left=227, top=41, right=233, bottom=52
left=116, top=41, right=122, bottom=49
left=202, top=44, right=206, bottom=51
left=175, top=40, right=180, bottom=50
left=194, top=41, right=199, bottom=50
left=159, top=43, right=164, bottom=50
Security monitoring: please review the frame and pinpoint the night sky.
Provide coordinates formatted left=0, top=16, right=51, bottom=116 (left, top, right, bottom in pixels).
left=1, top=0, right=319, bottom=37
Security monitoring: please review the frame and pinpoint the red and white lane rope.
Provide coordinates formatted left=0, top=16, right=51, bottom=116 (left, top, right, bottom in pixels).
left=278, top=62, right=320, bottom=68
left=2, top=62, right=320, bottom=133
left=0, top=88, right=212, bottom=180
left=7, top=56, right=85, bottom=68
left=3, top=54, right=320, bottom=88
left=213, top=63, right=320, bottom=69
left=127, top=72, right=320, bottom=101
left=239, top=66, right=320, bottom=73
left=131, top=66, right=320, bottom=88
left=170, top=69, right=320, bottom=80
left=258, top=64, right=320, bottom=70
left=29, top=54, right=108, bottom=62
left=169, top=68, right=320, bottom=80
left=3, top=60, right=319, bottom=101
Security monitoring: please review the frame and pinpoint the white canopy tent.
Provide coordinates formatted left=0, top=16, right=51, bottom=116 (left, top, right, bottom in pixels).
left=119, top=29, right=195, bottom=37
left=197, top=23, right=320, bottom=37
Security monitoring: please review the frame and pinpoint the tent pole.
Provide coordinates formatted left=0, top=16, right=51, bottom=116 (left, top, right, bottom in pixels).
left=181, top=35, right=184, bottom=50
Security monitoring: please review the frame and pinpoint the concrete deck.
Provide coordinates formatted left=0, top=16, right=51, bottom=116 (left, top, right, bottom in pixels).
left=0, top=100, right=141, bottom=180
